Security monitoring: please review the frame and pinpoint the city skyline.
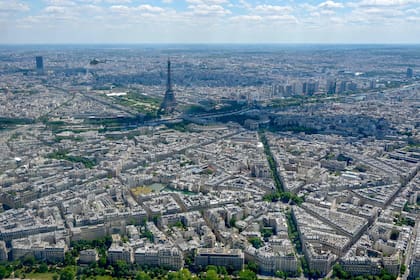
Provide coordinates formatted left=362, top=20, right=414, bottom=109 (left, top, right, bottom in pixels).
left=1, top=0, right=420, bottom=44
left=0, top=34, right=419, bottom=279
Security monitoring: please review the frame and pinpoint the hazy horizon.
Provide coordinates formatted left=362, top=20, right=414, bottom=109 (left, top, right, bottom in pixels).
left=1, top=0, right=420, bottom=44
left=1, top=43, right=420, bottom=47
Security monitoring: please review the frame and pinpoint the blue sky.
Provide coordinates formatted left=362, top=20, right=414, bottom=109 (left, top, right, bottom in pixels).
left=1, top=0, right=420, bottom=44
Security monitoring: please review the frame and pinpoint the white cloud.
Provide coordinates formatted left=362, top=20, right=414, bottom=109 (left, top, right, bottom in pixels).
left=230, top=15, right=262, bottom=22
left=43, top=0, right=76, bottom=5
left=237, top=0, right=251, bottom=9
left=44, top=6, right=68, bottom=14
left=188, top=4, right=231, bottom=16
left=109, top=4, right=165, bottom=15
left=320, top=9, right=336, bottom=15
left=3, top=0, right=420, bottom=43
left=109, top=5, right=130, bottom=13
left=231, top=13, right=297, bottom=24
left=0, top=0, right=29, bottom=12
left=186, top=0, right=229, bottom=4
left=254, top=4, right=293, bottom=14
left=232, top=3, right=295, bottom=25
left=138, top=4, right=164, bottom=13
left=79, top=4, right=103, bottom=13
left=74, top=0, right=102, bottom=3
left=105, top=0, right=132, bottom=3
left=265, top=14, right=298, bottom=23
left=406, top=7, right=420, bottom=13
left=350, top=0, right=420, bottom=7
left=364, top=7, right=404, bottom=14
left=318, top=1, right=344, bottom=9
left=407, top=15, right=420, bottom=20
left=300, top=3, right=318, bottom=12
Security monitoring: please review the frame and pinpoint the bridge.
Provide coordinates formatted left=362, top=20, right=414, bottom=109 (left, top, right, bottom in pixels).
left=143, top=107, right=255, bottom=126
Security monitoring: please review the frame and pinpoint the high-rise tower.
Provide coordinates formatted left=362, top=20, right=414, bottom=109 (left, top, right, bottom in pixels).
left=160, top=59, right=177, bottom=113
left=326, top=79, right=336, bottom=94
left=35, top=56, right=44, bottom=73
left=407, top=67, right=414, bottom=79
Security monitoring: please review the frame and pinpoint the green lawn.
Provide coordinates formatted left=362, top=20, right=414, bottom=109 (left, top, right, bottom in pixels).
left=25, top=272, right=57, bottom=280
left=87, top=276, right=114, bottom=280
left=111, top=91, right=160, bottom=114
left=24, top=273, right=115, bottom=280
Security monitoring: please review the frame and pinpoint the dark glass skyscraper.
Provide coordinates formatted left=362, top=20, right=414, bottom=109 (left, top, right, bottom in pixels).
left=407, top=67, right=414, bottom=78
left=327, top=79, right=336, bottom=94
left=36, top=56, right=44, bottom=72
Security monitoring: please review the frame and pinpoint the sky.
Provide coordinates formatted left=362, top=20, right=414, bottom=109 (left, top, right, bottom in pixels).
left=1, top=0, right=420, bottom=44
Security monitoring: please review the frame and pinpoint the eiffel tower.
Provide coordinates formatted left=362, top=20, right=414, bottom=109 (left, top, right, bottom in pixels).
left=160, top=59, right=177, bottom=113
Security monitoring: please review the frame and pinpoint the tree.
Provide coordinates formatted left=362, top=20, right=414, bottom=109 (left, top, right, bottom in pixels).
left=136, top=271, right=152, bottom=280
left=275, top=271, right=285, bottom=279
left=238, top=269, right=257, bottom=280
left=22, top=254, right=36, bottom=267
left=113, top=260, right=130, bottom=278
left=217, top=266, right=228, bottom=276
left=229, top=217, right=236, bottom=228
left=37, top=262, right=49, bottom=273
left=168, top=269, right=196, bottom=280
left=0, top=266, right=8, bottom=280
left=152, top=214, right=161, bottom=225
left=332, top=264, right=349, bottom=279
left=248, top=237, right=263, bottom=249
left=168, top=271, right=181, bottom=280
left=400, top=264, right=406, bottom=275
left=204, top=268, right=220, bottom=280
left=141, top=230, right=154, bottom=243
left=180, top=268, right=195, bottom=280
left=98, top=255, right=107, bottom=268
left=64, top=252, right=76, bottom=266
left=245, top=262, right=258, bottom=274
left=261, top=228, right=273, bottom=238
left=60, top=266, right=76, bottom=280
left=311, top=270, right=322, bottom=279
left=380, top=269, right=396, bottom=280
left=206, top=266, right=218, bottom=272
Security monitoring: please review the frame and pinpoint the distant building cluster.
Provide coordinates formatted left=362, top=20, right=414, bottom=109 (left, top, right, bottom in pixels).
left=0, top=47, right=418, bottom=278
